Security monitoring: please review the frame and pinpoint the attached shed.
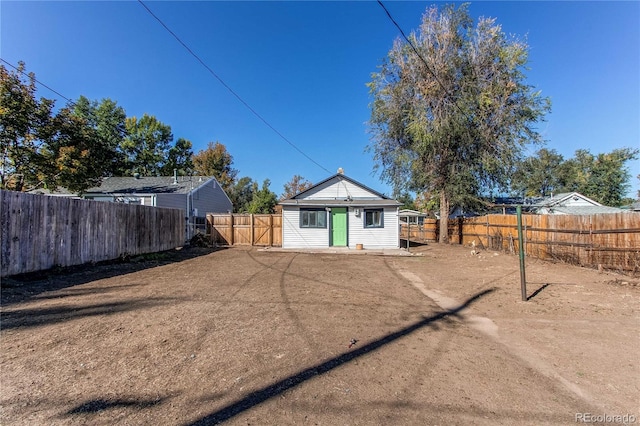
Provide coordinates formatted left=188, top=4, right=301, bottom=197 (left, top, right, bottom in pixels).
left=279, top=172, right=401, bottom=249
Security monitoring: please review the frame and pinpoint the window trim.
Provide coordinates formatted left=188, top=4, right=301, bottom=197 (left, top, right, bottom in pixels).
left=299, top=208, right=327, bottom=229
left=364, top=208, right=384, bottom=228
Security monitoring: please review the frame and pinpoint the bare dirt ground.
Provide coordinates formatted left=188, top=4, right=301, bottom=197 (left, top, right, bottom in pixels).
left=1, top=243, right=638, bottom=425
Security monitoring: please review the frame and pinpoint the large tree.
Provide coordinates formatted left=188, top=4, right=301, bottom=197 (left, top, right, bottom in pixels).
left=161, top=137, right=194, bottom=176
left=121, top=114, right=173, bottom=176
left=281, top=174, right=313, bottom=199
left=0, top=62, right=52, bottom=191
left=0, top=63, right=121, bottom=192
left=192, top=141, right=238, bottom=191
left=248, top=179, right=278, bottom=214
left=368, top=4, right=550, bottom=242
left=558, top=148, right=638, bottom=206
left=228, top=176, right=255, bottom=213
left=512, top=148, right=565, bottom=197
left=72, top=95, right=127, bottom=176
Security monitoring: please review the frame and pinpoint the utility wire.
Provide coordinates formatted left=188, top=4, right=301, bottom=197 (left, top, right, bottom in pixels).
left=376, top=1, right=473, bottom=123
left=137, top=0, right=332, bottom=175
left=0, top=58, right=75, bottom=105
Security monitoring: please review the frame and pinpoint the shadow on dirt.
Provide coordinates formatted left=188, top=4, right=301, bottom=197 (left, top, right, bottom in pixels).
left=67, top=397, right=165, bottom=414
left=527, top=283, right=550, bottom=300
left=1, top=246, right=223, bottom=307
left=0, top=297, right=184, bottom=330
left=185, top=288, right=495, bottom=426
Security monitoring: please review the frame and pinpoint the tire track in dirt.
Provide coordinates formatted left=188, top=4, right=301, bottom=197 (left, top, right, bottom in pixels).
left=276, top=253, right=324, bottom=354
left=246, top=251, right=424, bottom=310
left=178, top=249, right=293, bottom=368
left=392, top=266, right=607, bottom=413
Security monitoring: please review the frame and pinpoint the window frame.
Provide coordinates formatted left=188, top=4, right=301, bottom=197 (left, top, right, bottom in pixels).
left=364, top=209, right=384, bottom=228
left=299, top=208, right=327, bottom=229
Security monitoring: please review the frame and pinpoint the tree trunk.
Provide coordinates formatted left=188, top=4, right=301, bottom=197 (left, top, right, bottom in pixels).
left=439, top=190, right=450, bottom=243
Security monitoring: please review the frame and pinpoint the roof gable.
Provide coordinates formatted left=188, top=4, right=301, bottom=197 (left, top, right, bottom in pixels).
left=288, top=173, right=390, bottom=201
left=531, top=192, right=603, bottom=208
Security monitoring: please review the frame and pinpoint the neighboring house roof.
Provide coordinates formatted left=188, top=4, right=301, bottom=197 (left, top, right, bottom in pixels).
left=530, top=192, right=602, bottom=208
left=621, top=201, right=640, bottom=211
left=29, top=187, right=81, bottom=198
left=83, top=176, right=217, bottom=195
left=398, top=209, right=428, bottom=217
left=530, top=192, right=623, bottom=215
left=279, top=173, right=401, bottom=207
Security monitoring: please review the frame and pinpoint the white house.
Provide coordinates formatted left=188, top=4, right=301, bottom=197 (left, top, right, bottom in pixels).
left=529, top=192, right=623, bottom=215
left=279, top=171, right=401, bottom=249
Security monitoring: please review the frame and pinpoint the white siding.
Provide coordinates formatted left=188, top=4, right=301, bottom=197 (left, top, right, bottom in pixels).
left=301, top=177, right=380, bottom=200
left=282, top=207, right=330, bottom=248
left=282, top=205, right=399, bottom=249
left=348, top=207, right=399, bottom=249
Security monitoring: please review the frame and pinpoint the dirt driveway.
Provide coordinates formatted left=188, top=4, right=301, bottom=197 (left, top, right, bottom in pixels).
left=1, top=244, right=638, bottom=425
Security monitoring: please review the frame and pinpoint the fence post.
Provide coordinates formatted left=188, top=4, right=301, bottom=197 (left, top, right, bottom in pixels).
left=517, top=205, right=527, bottom=301
left=250, top=214, right=255, bottom=246
left=268, top=214, right=273, bottom=247
left=229, top=214, right=234, bottom=246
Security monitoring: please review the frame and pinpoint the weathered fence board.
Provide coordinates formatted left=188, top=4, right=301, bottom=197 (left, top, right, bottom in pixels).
left=207, top=214, right=282, bottom=247
left=1, top=190, right=185, bottom=277
left=400, top=212, right=640, bottom=274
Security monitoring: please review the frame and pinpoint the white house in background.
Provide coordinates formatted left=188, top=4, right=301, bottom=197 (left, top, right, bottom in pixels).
left=81, top=175, right=232, bottom=237
left=529, top=192, right=623, bottom=215
left=279, top=171, right=401, bottom=249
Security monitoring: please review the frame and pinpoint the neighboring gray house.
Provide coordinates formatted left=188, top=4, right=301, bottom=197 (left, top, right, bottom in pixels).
left=82, top=175, right=232, bottom=237
left=529, top=192, right=623, bottom=215
left=279, top=171, right=401, bottom=249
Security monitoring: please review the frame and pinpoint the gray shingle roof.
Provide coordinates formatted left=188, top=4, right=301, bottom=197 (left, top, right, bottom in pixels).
left=279, top=199, right=400, bottom=207
left=84, top=176, right=214, bottom=195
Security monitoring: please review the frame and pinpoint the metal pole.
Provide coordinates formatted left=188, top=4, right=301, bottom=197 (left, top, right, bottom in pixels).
left=516, top=205, right=527, bottom=301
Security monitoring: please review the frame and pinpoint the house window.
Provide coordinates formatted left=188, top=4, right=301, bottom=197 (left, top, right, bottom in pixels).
left=364, top=209, right=383, bottom=228
left=300, top=209, right=327, bottom=228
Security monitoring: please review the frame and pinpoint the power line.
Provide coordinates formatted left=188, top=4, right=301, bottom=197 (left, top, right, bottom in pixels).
left=137, top=0, right=332, bottom=175
left=0, top=58, right=74, bottom=105
left=376, top=1, right=473, bottom=123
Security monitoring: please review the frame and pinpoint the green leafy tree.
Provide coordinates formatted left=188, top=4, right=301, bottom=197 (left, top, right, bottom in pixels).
left=512, top=148, right=565, bottom=197
left=228, top=176, right=255, bottom=213
left=38, top=106, right=108, bottom=193
left=121, top=114, right=173, bottom=176
left=281, top=174, right=313, bottom=199
left=192, top=141, right=238, bottom=191
left=162, top=137, right=194, bottom=176
left=1, top=63, right=120, bottom=192
left=559, top=148, right=638, bottom=206
left=72, top=96, right=127, bottom=175
left=368, top=4, right=550, bottom=242
left=248, top=179, right=278, bottom=214
left=395, top=191, right=417, bottom=210
left=0, top=62, right=53, bottom=191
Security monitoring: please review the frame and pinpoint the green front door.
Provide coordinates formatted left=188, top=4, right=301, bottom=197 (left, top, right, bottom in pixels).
left=331, top=208, right=347, bottom=247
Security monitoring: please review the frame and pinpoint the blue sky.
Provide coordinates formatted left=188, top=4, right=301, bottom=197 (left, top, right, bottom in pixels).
left=1, top=1, right=638, bottom=198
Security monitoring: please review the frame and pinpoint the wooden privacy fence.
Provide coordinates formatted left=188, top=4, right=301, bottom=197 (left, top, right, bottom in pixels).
left=207, top=214, right=282, bottom=246
left=400, top=212, right=640, bottom=274
left=1, top=190, right=185, bottom=277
